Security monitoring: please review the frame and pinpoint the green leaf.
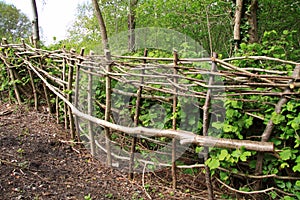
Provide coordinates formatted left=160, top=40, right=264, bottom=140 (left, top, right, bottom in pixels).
left=271, top=112, right=285, bottom=125
left=291, top=116, right=300, bottom=130
left=240, top=43, right=247, bottom=50
left=270, top=191, right=277, bottom=199
left=293, top=163, right=300, bottom=172
left=232, top=149, right=241, bottom=159
left=205, top=158, right=220, bottom=170
left=231, top=100, right=243, bottom=109
left=279, top=149, right=292, bottom=161
left=286, top=102, right=294, bottom=112
left=240, top=151, right=251, bottom=162
left=219, top=149, right=229, bottom=161
left=223, top=124, right=233, bottom=133
left=220, top=171, right=229, bottom=181
left=283, top=30, right=289, bottom=35
left=195, top=146, right=203, bottom=154
left=280, top=162, right=289, bottom=169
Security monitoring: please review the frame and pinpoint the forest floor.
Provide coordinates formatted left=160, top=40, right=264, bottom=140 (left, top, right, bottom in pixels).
left=0, top=103, right=228, bottom=200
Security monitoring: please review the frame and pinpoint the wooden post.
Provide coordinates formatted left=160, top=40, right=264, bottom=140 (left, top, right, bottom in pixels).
left=74, top=48, right=85, bottom=141
left=129, top=49, right=147, bottom=179
left=104, top=49, right=112, bottom=166
left=67, top=49, right=76, bottom=139
left=62, top=55, right=68, bottom=129
left=88, top=51, right=96, bottom=156
left=172, top=51, right=179, bottom=190
left=56, top=95, right=59, bottom=124
left=202, top=52, right=218, bottom=200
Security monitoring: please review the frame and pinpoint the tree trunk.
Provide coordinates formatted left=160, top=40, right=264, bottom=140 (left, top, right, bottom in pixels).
left=31, top=0, right=40, bottom=47
left=128, top=0, right=138, bottom=52
left=91, top=0, right=109, bottom=51
left=233, top=0, right=243, bottom=50
left=248, top=0, right=258, bottom=43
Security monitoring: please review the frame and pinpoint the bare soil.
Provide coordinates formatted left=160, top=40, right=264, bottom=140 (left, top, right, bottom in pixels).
left=0, top=103, right=220, bottom=200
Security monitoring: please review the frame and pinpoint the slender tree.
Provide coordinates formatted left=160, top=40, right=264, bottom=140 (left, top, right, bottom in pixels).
left=31, top=0, right=40, bottom=47
left=247, top=0, right=258, bottom=43
left=233, top=0, right=243, bottom=50
left=91, top=0, right=109, bottom=51
left=128, top=0, right=138, bottom=52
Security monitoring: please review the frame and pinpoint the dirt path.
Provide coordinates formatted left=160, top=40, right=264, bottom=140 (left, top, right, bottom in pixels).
left=0, top=104, right=151, bottom=200
left=0, top=103, right=215, bottom=200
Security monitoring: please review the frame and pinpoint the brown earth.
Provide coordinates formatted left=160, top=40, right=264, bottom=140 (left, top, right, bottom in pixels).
left=0, top=103, right=226, bottom=200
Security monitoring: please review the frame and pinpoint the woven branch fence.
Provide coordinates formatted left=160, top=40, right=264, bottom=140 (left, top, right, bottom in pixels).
left=1, top=38, right=300, bottom=199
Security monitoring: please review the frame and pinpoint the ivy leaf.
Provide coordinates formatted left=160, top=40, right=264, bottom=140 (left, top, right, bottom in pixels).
left=223, top=124, right=232, bottom=132
left=240, top=151, right=251, bottom=162
left=271, top=112, right=285, bottom=125
left=280, top=162, right=289, bottom=169
left=205, top=158, right=220, bottom=170
left=220, top=171, right=229, bottom=181
left=286, top=102, right=294, bottom=112
left=195, top=146, right=204, bottom=154
left=244, top=116, right=253, bottom=128
left=232, top=149, right=241, bottom=159
left=279, top=149, right=292, bottom=161
left=219, top=149, right=229, bottom=161
left=293, top=163, right=300, bottom=172
left=230, top=100, right=243, bottom=109
left=291, top=116, right=300, bottom=131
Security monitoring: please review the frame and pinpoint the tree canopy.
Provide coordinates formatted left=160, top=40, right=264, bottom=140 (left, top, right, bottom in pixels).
left=0, top=2, right=32, bottom=42
left=64, top=0, right=300, bottom=58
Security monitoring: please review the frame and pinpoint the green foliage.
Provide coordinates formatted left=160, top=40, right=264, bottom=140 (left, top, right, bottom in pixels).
left=0, top=2, right=31, bottom=42
left=206, top=30, right=300, bottom=198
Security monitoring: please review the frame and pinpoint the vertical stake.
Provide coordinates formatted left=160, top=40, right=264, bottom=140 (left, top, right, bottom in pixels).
left=172, top=51, right=179, bottom=190
left=62, top=53, right=68, bottom=130
left=202, top=52, right=218, bottom=200
left=129, top=48, right=148, bottom=179
left=104, top=49, right=112, bottom=166
left=67, top=49, right=76, bottom=139
left=74, top=48, right=85, bottom=141
left=88, top=50, right=96, bottom=156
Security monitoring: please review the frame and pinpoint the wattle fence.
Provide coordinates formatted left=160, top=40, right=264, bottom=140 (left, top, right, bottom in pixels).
left=1, top=38, right=299, bottom=199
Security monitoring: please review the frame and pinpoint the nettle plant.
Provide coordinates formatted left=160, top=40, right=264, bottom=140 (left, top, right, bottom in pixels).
left=205, top=30, right=300, bottom=199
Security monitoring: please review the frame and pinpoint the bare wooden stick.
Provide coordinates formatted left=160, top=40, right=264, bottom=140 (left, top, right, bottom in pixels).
left=129, top=49, right=147, bottom=179
left=67, top=49, right=76, bottom=139
left=62, top=56, right=68, bottom=130
left=56, top=95, right=59, bottom=124
left=223, top=56, right=300, bottom=66
left=202, top=52, right=217, bottom=200
left=88, top=53, right=96, bottom=156
left=74, top=48, right=85, bottom=141
left=172, top=51, right=178, bottom=190
left=104, top=50, right=112, bottom=166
